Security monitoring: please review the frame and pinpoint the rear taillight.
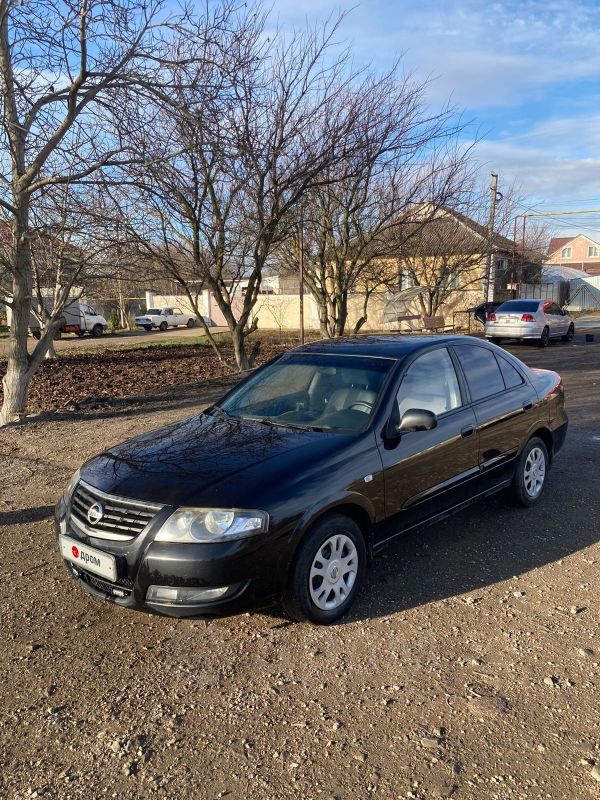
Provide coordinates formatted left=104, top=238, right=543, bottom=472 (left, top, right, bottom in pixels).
left=521, top=313, right=535, bottom=322
left=547, top=378, right=564, bottom=400
left=487, top=312, right=496, bottom=321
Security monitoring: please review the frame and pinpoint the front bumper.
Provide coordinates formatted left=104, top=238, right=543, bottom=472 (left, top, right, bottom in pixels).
left=485, top=322, right=543, bottom=339
left=55, top=502, right=285, bottom=618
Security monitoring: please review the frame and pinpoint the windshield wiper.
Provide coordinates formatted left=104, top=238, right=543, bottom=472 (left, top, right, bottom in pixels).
left=254, top=417, right=324, bottom=432
left=206, top=405, right=231, bottom=418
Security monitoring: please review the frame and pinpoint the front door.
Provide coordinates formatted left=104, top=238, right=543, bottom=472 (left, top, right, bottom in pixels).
left=376, top=346, right=479, bottom=543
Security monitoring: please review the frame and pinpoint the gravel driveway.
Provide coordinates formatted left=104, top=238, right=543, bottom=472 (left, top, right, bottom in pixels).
left=1, top=339, right=599, bottom=800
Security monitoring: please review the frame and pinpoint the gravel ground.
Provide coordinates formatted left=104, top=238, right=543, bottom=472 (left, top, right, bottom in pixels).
left=1, top=337, right=600, bottom=800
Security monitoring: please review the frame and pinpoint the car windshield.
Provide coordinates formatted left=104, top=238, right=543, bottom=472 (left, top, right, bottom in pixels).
left=496, top=300, right=540, bottom=312
left=146, top=308, right=161, bottom=315
left=216, top=353, right=394, bottom=432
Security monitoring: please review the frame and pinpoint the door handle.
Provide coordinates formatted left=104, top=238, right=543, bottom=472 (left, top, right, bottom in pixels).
left=461, top=425, right=475, bottom=437
left=522, top=401, right=533, bottom=411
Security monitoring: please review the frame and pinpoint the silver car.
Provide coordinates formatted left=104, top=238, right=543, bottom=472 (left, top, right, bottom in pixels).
left=485, top=299, right=575, bottom=347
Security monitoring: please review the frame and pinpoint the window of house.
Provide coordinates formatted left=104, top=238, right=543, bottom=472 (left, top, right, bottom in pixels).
left=561, top=247, right=572, bottom=258
left=399, top=270, right=416, bottom=291
left=589, top=246, right=598, bottom=257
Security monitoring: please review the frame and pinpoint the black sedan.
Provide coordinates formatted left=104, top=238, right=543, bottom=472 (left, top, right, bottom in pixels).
left=55, top=335, right=568, bottom=624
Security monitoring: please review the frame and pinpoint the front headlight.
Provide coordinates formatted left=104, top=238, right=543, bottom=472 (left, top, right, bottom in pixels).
left=63, top=469, right=80, bottom=503
left=154, top=508, right=268, bottom=543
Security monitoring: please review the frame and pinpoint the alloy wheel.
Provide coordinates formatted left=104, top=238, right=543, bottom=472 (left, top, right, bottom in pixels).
left=309, top=534, right=358, bottom=610
left=524, top=446, right=546, bottom=498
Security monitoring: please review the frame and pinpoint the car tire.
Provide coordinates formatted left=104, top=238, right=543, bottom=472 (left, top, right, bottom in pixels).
left=282, top=513, right=366, bottom=624
left=539, top=327, right=550, bottom=347
left=507, top=436, right=549, bottom=508
left=91, top=324, right=103, bottom=338
left=491, top=337, right=502, bottom=345
left=562, top=323, right=575, bottom=342
left=187, top=318, right=195, bottom=328
left=144, top=326, right=153, bottom=332
left=159, top=321, right=168, bottom=331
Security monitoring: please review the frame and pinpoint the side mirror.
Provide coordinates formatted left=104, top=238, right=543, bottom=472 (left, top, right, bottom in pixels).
left=397, top=408, right=437, bottom=434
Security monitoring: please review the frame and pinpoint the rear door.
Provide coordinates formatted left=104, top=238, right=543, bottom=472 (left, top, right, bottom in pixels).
left=163, top=307, right=175, bottom=326
left=173, top=308, right=185, bottom=325
left=452, top=343, right=536, bottom=491
left=544, top=302, right=568, bottom=336
left=376, top=346, right=479, bottom=541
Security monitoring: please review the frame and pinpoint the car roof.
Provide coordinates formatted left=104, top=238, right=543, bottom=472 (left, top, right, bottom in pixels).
left=290, top=334, right=485, bottom=359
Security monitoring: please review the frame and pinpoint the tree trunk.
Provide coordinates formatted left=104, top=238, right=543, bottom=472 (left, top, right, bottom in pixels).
left=231, top=327, right=250, bottom=371
left=0, top=219, right=33, bottom=425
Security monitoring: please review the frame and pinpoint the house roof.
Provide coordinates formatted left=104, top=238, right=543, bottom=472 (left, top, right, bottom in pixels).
left=375, top=205, right=516, bottom=258
left=548, top=237, right=575, bottom=255
left=548, top=234, right=600, bottom=255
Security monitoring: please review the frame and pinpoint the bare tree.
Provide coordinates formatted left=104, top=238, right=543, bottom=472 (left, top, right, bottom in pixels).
left=273, top=69, right=474, bottom=338
left=121, top=11, right=392, bottom=369
left=0, top=0, right=190, bottom=425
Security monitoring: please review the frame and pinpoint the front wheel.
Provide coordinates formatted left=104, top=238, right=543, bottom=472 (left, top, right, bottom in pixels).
left=283, top=513, right=366, bottom=624
left=186, top=318, right=195, bottom=328
left=539, top=327, right=550, bottom=347
left=562, top=323, right=575, bottom=342
left=91, top=324, right=103, bottom=338
left=159, top=321, right=168, bottom=331
left=507, top=436, right=549, bottom=507
left=491, top=336, right=502, bottom=345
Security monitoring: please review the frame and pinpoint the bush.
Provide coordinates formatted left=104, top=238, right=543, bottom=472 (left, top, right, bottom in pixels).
left=107, top=309, right=120, bottom=332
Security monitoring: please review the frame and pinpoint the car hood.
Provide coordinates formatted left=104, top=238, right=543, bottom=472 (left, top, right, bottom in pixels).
left=80, top=412, right=354, bottom=508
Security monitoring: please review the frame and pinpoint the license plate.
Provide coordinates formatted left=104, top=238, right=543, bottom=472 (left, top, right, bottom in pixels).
left=59, top=535, right=117, bottom=581
left=498, top=315, right=518, bottom=324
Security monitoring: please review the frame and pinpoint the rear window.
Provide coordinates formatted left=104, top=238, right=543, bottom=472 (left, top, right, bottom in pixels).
left=496, top=355, right=524, bottom=389
left=454, top=345, right=505, bottom=401
left=496, top=301, right=539, bottom=313
left=146, top=308, right=160, bottom=315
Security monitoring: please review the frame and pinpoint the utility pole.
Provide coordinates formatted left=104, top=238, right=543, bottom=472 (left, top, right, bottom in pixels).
left=484, top=172, right=501, bottom=303
left=298, top=208, right=305, bottom=345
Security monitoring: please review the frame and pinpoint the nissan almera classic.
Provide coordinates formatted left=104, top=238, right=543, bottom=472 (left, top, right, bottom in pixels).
left=56, top=335, right=568, bottom=624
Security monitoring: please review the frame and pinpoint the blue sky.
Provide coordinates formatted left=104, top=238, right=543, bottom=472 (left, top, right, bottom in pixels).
left=271, top=0, right=600, bottom=237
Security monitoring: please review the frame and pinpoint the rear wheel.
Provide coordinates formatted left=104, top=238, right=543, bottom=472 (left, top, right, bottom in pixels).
left=507, top=436, right=549, bottom=507
left=562, top=323, right=574, bottom=342
left=283, top=513, right=366, bottom=624
left=539, top=326, right=550, bottom=347
left=143, top=325, right=153, bottom=332
left=491, top=336, right=502, bottom=345
left=91, top=324, right=103, bottom=338
left=186, top=318, right=195, bottom=328
left=159, top=321, right=168, bottom=331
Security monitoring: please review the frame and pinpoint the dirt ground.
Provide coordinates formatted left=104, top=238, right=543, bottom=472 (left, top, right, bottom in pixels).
left=1, top=336, right=600, bottom=800
left=0, top=324, right=233, bottom=358
left=0, top=334, right=304, bottom=414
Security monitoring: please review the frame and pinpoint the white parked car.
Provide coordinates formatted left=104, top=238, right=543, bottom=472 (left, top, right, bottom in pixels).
left=485, top=299, right=575, bottom=347
left=135, top=307, right=196, bottom=332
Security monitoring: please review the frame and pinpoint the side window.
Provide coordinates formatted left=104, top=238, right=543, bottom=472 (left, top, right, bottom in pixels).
left=454, top=345, right=505, bottom=401
left=397, top=348, right=462, bottom=417
left=174, top=308, right=183, bottom=315
left=496, top=354, right=524, bottom=389
left=164, top=308, right=173, bottom=315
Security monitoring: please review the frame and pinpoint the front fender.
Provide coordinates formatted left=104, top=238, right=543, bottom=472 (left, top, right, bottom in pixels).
left=282, top=491, right=376, bottom=573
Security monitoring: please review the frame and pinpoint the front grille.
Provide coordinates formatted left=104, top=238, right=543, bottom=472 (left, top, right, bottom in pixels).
left=69, top=480, right=163, bottom=542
